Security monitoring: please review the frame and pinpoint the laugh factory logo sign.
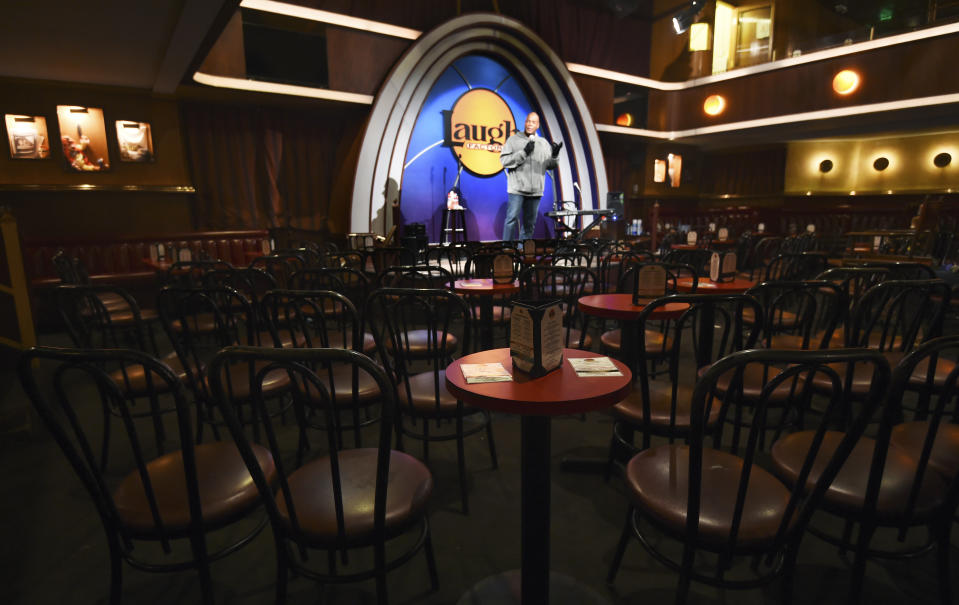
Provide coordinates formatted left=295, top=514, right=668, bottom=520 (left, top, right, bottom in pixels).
left=442, top=88, right=515, bottom=176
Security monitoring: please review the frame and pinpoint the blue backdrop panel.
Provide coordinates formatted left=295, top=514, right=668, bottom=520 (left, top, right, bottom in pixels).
left=401, top=54, right=557, bottom=242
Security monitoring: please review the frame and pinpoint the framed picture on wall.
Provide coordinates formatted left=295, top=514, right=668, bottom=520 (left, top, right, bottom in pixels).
left=4, top=114, right=50, bottom=159
left=56, top=105, right=110, bottom=172
left=115, top=120, right=154, bottom=162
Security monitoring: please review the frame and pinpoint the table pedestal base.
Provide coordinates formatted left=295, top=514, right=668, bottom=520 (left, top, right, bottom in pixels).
left=456, top=570, right=610, bottom=605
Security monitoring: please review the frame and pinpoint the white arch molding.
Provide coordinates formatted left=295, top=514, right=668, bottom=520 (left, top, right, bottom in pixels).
left=350, top=13, right=608, bottom=235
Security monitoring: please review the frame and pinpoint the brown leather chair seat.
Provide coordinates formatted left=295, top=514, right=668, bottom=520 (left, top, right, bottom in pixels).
left=766, top=331, right=831, bottom=350
left=169, top=312, right=218, bottom=334
left=890, top=422, right=959, bottom=479
left=275, top=448, right=432, bottom=547
left=806, top=353, right=903, bottom=397
left=304, top=363, right=382, bottom=406
left=698, top=362, right=802, bottom=403
left=324, top=331, right=378, bottom=355
left=742, top=306, right=798, bottom=328
left=397, top=370, right=461, bottom=416
left=109, top=351, right=199, bottom=397
left=611, top=381, right=718, bottom=432
left=114, top=441, right=276, bottom=538
left=471, top=304, right=511, bottom=324
left=771, top=430, right=949, bottom=522
left=562, top=327, right=592, bottom=350
left=600, top=328, right=671, bottom=355
left=385, top=329, right=458, bottom=359
left=206, top=361, right=291, bottom=400
left=627, top=445, right=794, bottom=550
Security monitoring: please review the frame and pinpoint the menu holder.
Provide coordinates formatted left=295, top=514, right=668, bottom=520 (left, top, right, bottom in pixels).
left=493, top=252, right=515, bottom=284
left=687, top=231, right=698, bottom=245
left=510, top=299, right=564, bottom=378
left=632, top=264, right=668, bottom=306
left=522, top=239, right=536, bottom=256
left=709, top=251, right=738, bottom=283
left=718, top=227, right=729, bottom=241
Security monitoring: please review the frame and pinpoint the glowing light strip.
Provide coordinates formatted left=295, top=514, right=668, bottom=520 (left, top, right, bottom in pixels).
left=239, top=0, right=421, bottom=39
left=192, top=72, right=374, bottom=104
left=596, top=91, right=959, bottom=140
left=569, top=20, right=959, bottom=90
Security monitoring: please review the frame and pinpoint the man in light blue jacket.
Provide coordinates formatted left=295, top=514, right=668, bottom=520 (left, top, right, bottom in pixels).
left=499, top=112, right=563, bottom=241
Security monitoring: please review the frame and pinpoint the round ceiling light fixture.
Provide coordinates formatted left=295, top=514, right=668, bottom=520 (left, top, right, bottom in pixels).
left=703, top=94, right=726, bottom=116
left=832, top=69, right=860, bottom=95
left=819, top=159, right=834, bottom=173
left=934, top=152, right=952, bottom=168
left=873, top=157, right=889, bottom=171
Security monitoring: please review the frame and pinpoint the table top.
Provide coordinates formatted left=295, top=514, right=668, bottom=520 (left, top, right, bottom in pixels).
left=451, top=278, right=520, bottom=294
left=675, top=276, right=757, bottom=293
left=577, top=294, right=689, bottom=321
left=142, top=257, right=172, bottom=272
left=446, top=348, right=631, bottom=416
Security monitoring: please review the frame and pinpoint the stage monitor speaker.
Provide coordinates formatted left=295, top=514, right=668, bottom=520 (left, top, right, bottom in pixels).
left=606, top=192, right=624, bottom=220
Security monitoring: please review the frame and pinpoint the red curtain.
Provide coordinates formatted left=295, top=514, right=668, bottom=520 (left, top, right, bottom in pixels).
left=181, top=102, right=366, bottom=232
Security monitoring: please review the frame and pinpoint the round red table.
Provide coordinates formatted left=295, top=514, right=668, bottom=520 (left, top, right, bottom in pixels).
left=577, top=294, right=688, bottom=321
left=447, top=348, right=631, bottom=605
left=451, top=279, right=520, bottom=350
left=676, top=276, right=756, bottom=293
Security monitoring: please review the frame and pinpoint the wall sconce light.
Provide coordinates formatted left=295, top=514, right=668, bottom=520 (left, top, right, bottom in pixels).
left=819, top=159, right=834, bottom=173
left=703, top=95, right=726, bottom=116
left=934, top=152, right=952, bottom=168
left=832, top=69, right=860, bottom=95
left=672, top=0, right=704, bottom=34
left=873, top=157, right=889, bottom=171
left=615, top=113, right=634, bottom=127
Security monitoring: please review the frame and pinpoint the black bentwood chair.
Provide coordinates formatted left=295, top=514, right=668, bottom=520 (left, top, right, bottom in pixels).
left=209, top=346, right=437, bottom=605
left=607, top=348, right=891, bottom=605
left=19, top=346, right=275, bottom=605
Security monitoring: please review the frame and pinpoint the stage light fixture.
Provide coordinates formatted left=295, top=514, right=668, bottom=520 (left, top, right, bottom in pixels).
left=672, top=0, right=705, bottom=34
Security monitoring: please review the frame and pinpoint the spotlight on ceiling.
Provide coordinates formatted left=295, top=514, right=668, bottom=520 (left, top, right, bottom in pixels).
left=672, top=0, right=705, bottom=34
left=819, top=159, right=834, bottom=173
left=934, top=152, right=952, bottom=168
left=873, top=157, right=889, bottom=171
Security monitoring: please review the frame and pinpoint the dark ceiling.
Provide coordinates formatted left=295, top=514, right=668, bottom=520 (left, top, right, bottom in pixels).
left=0, top=0, right=237, bottom=94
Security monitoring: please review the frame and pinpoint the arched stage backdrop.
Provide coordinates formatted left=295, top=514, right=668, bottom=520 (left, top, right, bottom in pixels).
left=351, top=13, right=608, bottom=242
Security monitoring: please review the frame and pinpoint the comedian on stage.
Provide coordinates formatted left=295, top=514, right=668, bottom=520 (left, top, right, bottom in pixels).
left=499, top=112, right=563, bottom=242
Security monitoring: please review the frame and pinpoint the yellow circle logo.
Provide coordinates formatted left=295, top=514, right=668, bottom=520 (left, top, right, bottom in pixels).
left=445, top=89, right=515, bottom=176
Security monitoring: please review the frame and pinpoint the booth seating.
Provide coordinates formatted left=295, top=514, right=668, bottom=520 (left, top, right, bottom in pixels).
left=22, top=230, right=269, bottom=329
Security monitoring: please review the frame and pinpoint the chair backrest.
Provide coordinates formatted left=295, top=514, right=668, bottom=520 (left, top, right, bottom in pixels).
left=207, top=346, right=397, bottom=550
left=886, top=334, right=959, bottom=527
left=848, top=260, right=937, bottom=281
left=376, top=264, right=453, bottom=289
left=519, top=265, right=597, bottom=348
left=816, top=267, right=889, bottom=306
left=365, top=246, right=412, bottom=274
left=746, top=280, right=844, bottom=349
left=663, top=249, right=713, bottom=277
left=369, top=287, right=470, bottom=373
left=464, top=251, right=520, bottom=281
left=19, top=346, right=195, bottom=552
left=52, top=250, right=84, bottom=284
left=56, top=284, right=153, bottom=352
left=598, top=250, right=653, bottom=293
left=248, top=254, right=304, bottom=289
left=846, top=279, right=951, bottom=351
left=261, top=289, right=362, bottom=351
left=289, top=267, right=370, bottom=307
left=763, top=252, right=829, bottom=281
left=165, top=260, right=233, bottom=288
left=688, top=348, right=891, bottom=564
left=326, top=250, right=366, bottom=271
left=426, top=244, right=468, bottom=277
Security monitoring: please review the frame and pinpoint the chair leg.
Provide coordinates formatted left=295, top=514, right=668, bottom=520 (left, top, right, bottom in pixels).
left=675, top=544, right=695, bottom=605
left=422, top=419, right=430, bottom=464
left=108, top=543, right=123, bottom=605
left=456, top=412, right=469, bottom=514
left=424, top=520, right=440, bottom=591
left=100, top=405, right=111, bottom=471
left=375, top=542, right=389, bottom=605
left=485, top=411, right=498, bottom=469
left=188, top=533, right=214, bottom=605
left=275, top=548, right=289, bottom=605
left=848, top=522, right=875, bottom=605
left=606, top=507, right=633, bottom=584
left=936, top=519, right=952, bottom=605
